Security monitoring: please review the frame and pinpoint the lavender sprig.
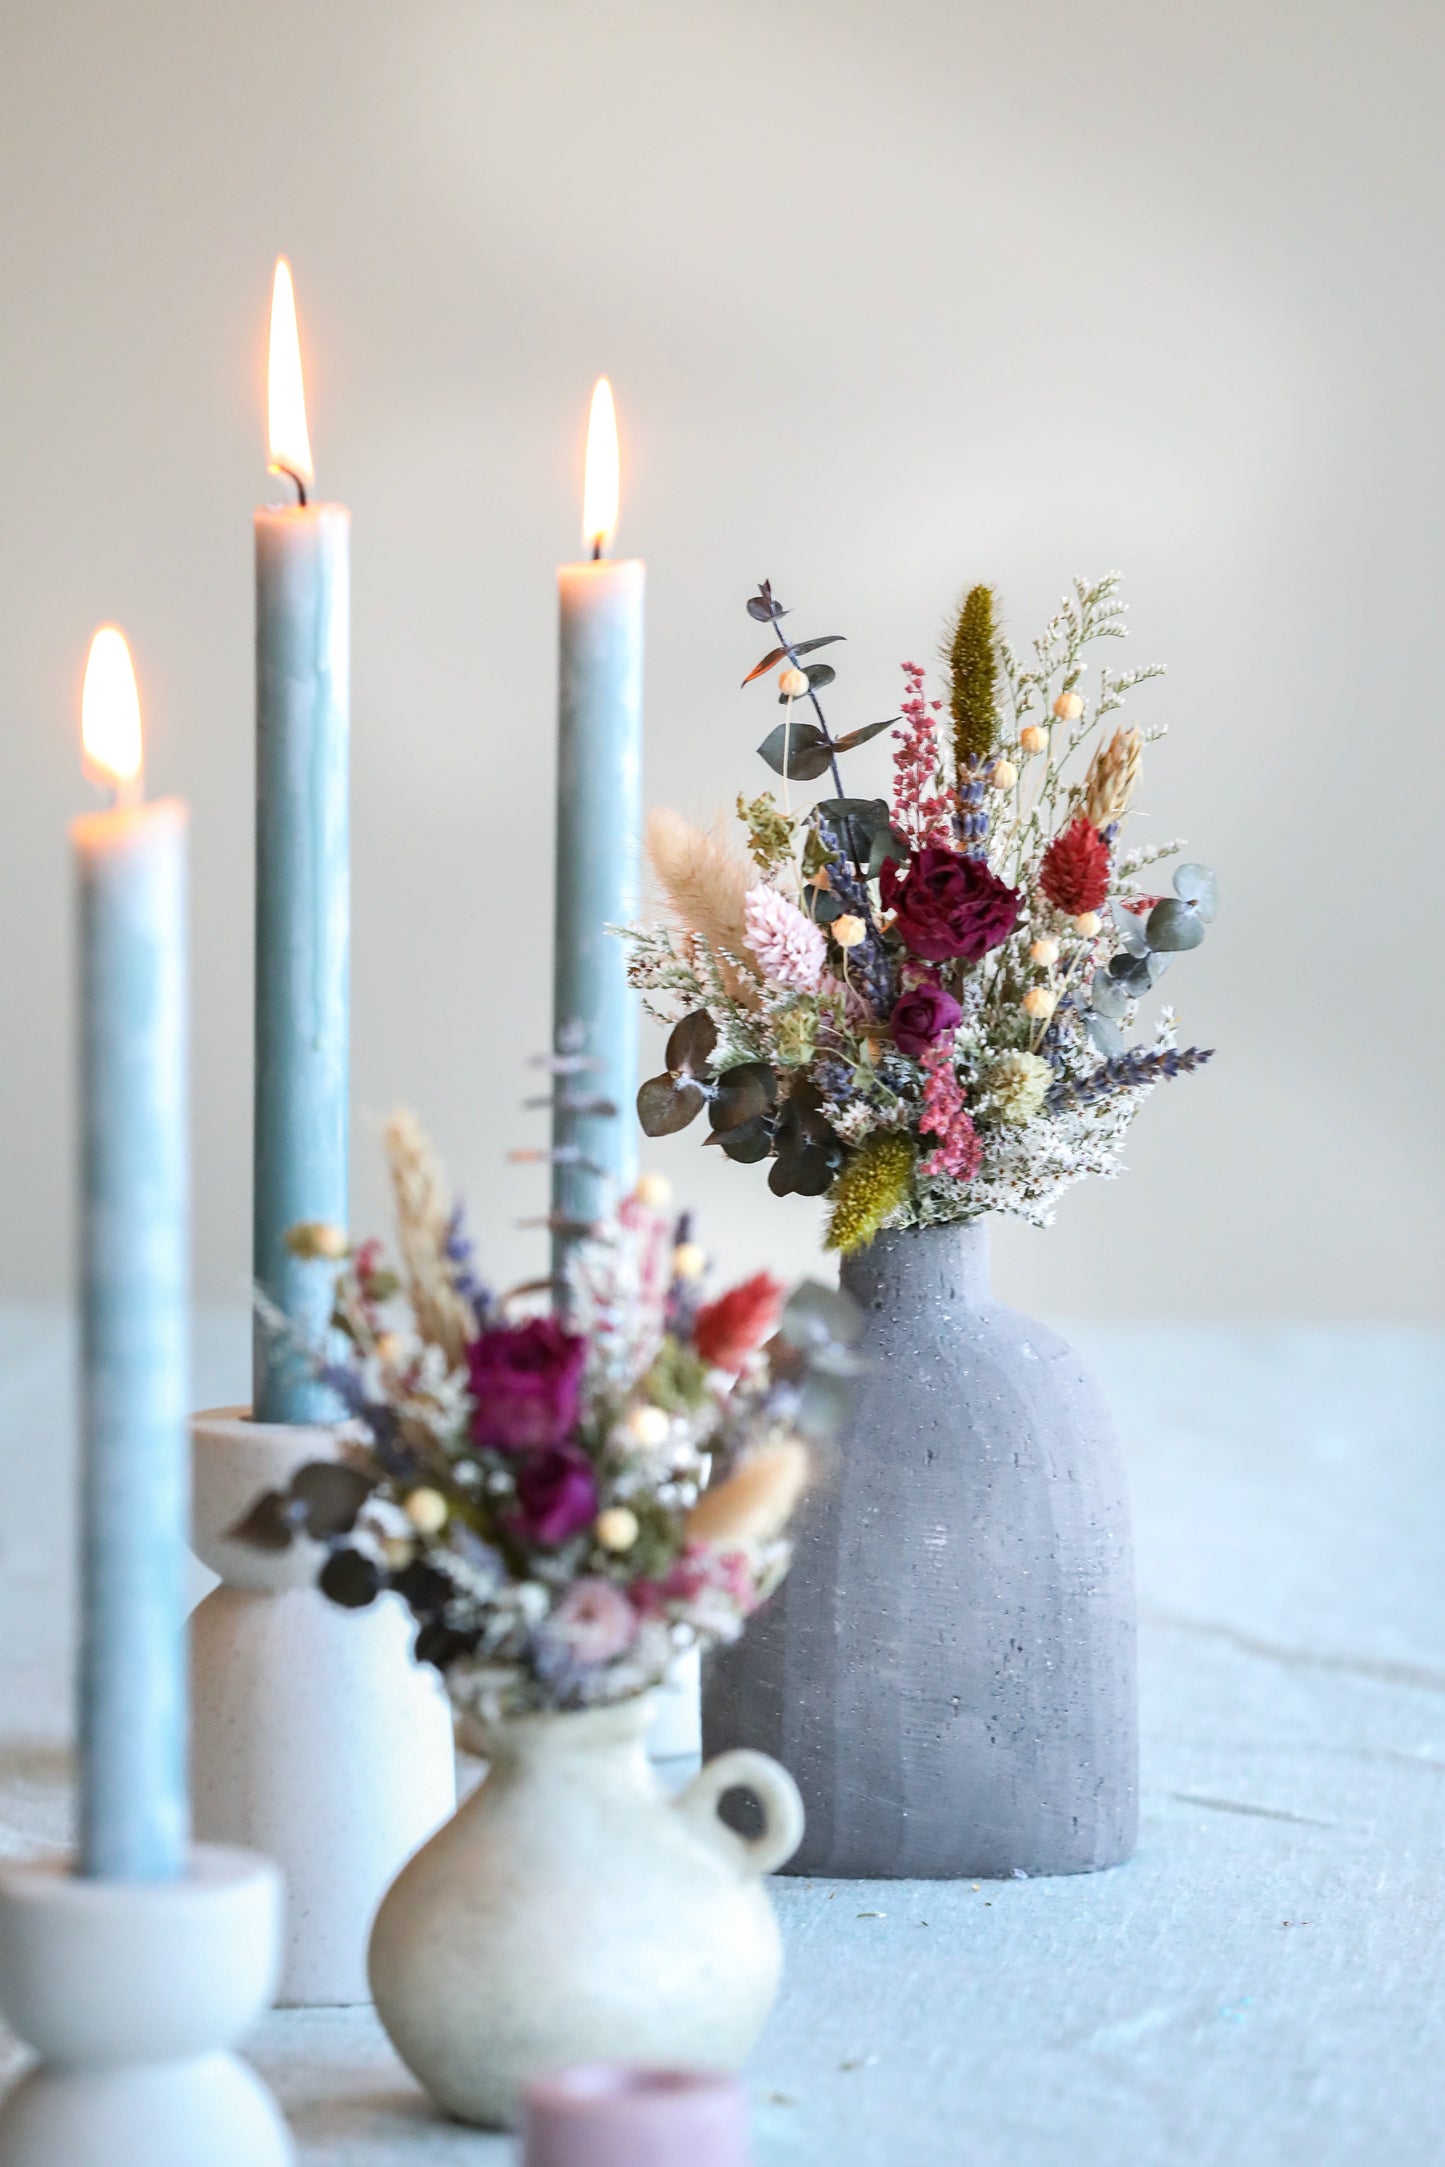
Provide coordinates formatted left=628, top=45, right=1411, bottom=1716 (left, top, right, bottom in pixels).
left=1046, top=1045, right=1215, bottom=1112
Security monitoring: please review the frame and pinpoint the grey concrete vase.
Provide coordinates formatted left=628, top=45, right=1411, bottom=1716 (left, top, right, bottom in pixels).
left=704, top=1220, right=1137, bottom=1877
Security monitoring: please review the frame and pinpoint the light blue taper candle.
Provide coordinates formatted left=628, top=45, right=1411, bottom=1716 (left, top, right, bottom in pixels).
left=551, top=379, right=643, bottom=1283
left=74, top=631, right=189, bottom=1879
left=252, top=260, right=350, bottom=1424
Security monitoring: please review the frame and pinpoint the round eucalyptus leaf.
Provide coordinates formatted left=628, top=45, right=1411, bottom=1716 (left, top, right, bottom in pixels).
left=637, top=1074, right=706, bottom=1137
left=1172, top=862, right=1218, bottom=922
left=757, top=721, right=835, bottom=781
left=1085, top=1013, right=1126, bottom=1059
left=318, top=1548, right=382, bottom=1610
left=1145, top=898, right=1207, bottom=952
left=710, top=1061, right=777, bottom=1133
left=1089, top=973, right=1130, bottom=1021
left=707, top=1113, right=773, bottom=1163
left=664, top=1010, right=718, bottom=1077
left=291, top=1460, right=375, bottom=1540
left=1108, top=953, right=1154, bottom=994
left=1111, top=903, right=1151, bottom=958
left=226, top=1489, right=297, bottom=1553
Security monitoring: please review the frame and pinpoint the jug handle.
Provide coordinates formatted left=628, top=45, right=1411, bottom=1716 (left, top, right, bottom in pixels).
left=675, top=1750, right=805, bottom=1877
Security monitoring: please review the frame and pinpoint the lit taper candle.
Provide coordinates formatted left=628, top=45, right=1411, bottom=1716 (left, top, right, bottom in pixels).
left=253, top=258, right=350, bottom=1421
left=74, top=628, right=189, bottom=1879
left=552, top=379, right=643, bottom=1283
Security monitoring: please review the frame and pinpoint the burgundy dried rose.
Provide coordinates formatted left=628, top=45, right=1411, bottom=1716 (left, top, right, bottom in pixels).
left=889, top=979, right=962, bottom=1058
left=880, top=846, right=1020, bottom=963
left=1039, top=816, right=1111, bottom=917
left=693, top=1272, right=786, bottom=1372
left=467, top=1317, right=587, bottom=1453
left=513, top=1444, right=599, bottom=1546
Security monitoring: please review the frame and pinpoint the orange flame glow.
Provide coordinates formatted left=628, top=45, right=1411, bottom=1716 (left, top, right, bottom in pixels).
left=81, top=627, right=143, bottom=798
left=582, top=377, right=619, bottom=557
left=267, top=258, right=314, bottom=491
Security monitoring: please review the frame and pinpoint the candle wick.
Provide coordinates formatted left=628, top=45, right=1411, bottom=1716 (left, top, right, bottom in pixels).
left=591, top=536, right=603, bottom=562
left=275, top=463, right=309, bottom=508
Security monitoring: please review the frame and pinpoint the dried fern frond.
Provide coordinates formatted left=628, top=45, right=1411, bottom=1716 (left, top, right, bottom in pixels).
left=645, top=807, right=761, bottom=1010
left=385, top=1109, right=473, bottom=1369
left=1083, top=726, right=1143, bottom=827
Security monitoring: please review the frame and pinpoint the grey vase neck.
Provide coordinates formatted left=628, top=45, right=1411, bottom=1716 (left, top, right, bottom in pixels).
left=839, top=1218, right=993, bottom=1310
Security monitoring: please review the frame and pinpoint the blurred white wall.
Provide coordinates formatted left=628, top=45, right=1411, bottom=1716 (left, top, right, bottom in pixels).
left=1, top=0, right=1440, bottom=1319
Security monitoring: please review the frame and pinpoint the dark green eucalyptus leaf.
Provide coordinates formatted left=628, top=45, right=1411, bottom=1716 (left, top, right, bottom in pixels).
left=769, top=1142, right=836, bottom=1198
left=1145, top=898, right=1207, bottom=952
left=709, top=1061, right=777, bottom=1133
left=806, top=883, right=844, bottom=925
left=1173, top=863, right=1218, bottom=923
left=638, top=1074, right=706, bottom=1138
left=664, top=1010, right=718, bottom=1076
left=1108, top=953, right=1154, bottom=995
left=802, top=663, right=836, bottom=694
left=757, top=722, right=835, bottom=781
left=833, top=716, right=896, bottom=754
left=319, top=1548, right=383, bottom=1610
left=706, top=1114, right=773, bottom=1164
left=227, top=1489, right=298, bottom=1552
left=746, top=589, right=781, bottom=623
left=290, top=1461, right=376, bottom=1540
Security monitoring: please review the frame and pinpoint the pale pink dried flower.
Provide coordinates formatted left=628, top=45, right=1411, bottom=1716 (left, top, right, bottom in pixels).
left=744, top=885, right=827, bottom=994
left=552, top=1577, right=638, bottom=1666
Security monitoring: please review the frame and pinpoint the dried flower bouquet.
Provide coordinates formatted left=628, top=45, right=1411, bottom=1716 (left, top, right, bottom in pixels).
left=624, top=573, right=1216, bottom=1246
left=238, top=1114, right=859, bottom=1726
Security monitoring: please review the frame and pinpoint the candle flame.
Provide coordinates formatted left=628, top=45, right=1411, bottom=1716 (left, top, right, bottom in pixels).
left=267, top=258, right=314, bottom=491
left=582, top=377, right=619, bottom=556
left=81, top=627, right=143, bottom=797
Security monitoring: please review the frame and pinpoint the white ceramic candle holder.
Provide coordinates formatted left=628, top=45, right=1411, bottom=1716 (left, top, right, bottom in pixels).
left=647, top=1646, right=702, bottom=1780
left=0, top=1843, right=291, bottom=2167
left=190, top=1408, right=456, bottom=2007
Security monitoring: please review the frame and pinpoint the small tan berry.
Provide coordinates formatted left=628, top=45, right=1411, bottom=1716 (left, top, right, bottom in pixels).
left=861, top=1036, right=883, bottom=1067
left=832, top=914, right=867, bottom=948
left=595, top=1506, right=640, bottom=1553
left=381, top=1535, right=416, bottom=1570
left=374, top=1331, right=404, bottom=1365
left=627, top=1403, right=671, bottom=1448
left=812, top=864, right=833, bottom=891
left=990, top=759, right=1018, bottom=791
left=287, top=1220, right=349, bottom=1261
left=1022, top=987, right=1057, bottom=1021
left=1073, top=911, right=1102, bottom=938
left=672, top=1240, right=707, bottom=1281
left=1019, top=725, right=1048, bottom=756
left=404, top=1487, right=448, bottom=1536
left=1053, top=691, right=1085, bottom=721
left=778, top=666, right=809, bottom=699
left=632, top=1172, right=672, bottom=1210
left=1029, top=937, right=1060, bottom=968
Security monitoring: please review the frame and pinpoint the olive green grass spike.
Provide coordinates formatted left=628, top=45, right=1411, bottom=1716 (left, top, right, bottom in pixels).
left=824, top=1132, right=918, bottom=1255
left=947, top=583, right=999, bottom=765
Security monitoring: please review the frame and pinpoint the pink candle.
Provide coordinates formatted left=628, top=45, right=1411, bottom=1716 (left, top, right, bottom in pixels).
left=522, top=2067, right=749, bottom=2167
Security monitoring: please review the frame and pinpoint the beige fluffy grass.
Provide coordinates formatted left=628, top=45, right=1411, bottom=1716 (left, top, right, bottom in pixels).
left=384, top=1109, right=473, bottom=1370
left=686, top=1437, right=810, bottom=1548
left=645, top=807, right=762, bottom=1010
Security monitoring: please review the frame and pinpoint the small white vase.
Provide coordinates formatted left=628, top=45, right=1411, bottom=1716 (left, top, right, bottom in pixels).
left=368, top=1694, right=804, bottom=2130
left=189, top=1407, right=456, bottom=2006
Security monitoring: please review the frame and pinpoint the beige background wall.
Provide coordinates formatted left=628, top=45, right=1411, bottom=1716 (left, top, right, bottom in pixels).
left=2, top=0, right=1440, bottom=1318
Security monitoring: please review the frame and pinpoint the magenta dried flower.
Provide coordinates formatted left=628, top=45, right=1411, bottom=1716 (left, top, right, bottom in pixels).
left=889, top=979, right=962, bottom=1058
left=468, top=1317, right=587, bottom=1453
left=880, top=846, right=1020, bottom=963
left=514, top=1444, right=599, bottom=1546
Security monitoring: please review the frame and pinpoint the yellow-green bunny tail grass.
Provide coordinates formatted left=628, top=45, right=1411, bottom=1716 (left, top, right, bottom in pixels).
left=948, top=583, right=999, bottom=764
left=824, top=1132, right=917, bottom=1255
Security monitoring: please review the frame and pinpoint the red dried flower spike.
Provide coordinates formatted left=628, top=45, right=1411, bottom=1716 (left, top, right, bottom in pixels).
left=694, top=1273, right=786, bottom=1372
left=1039, top=815, right=1111, bottom=917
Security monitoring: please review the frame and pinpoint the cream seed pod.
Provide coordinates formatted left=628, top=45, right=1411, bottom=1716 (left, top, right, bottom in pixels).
left=633, top=1171, right=672, bottom=1209
left=777, top=666, right=809, bottom=699
left=1074, top=911, right=1102, bottom=938
left=832, top=913, right=867, bottom=948
left=404, top=1487, right=449, bottom=1536
left=627, top=1404, right=671, bottom=1448
left=671, top=1240, right=707, bottom=1281
left=1019, top=725, right=1048, bottom=756
left=990, top=759, right=1018, bottom=791
left=1021, top=987, right=1057, bottom=1022
left=1053, top=690, right=1084, bottom=721
left=381, top=1535, right=416, bottom=1571
left=1029, top=937, right=1060, bottom=967
left=595, top=1506, right=640, bottom=1553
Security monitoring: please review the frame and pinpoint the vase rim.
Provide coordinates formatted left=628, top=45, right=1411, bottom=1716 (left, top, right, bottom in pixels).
left=464, top=1689, right=658, bottom=1754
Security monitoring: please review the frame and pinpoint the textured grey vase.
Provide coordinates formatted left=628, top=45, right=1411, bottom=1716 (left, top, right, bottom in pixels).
left=704, top=1220, right=1137, bottom=1878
